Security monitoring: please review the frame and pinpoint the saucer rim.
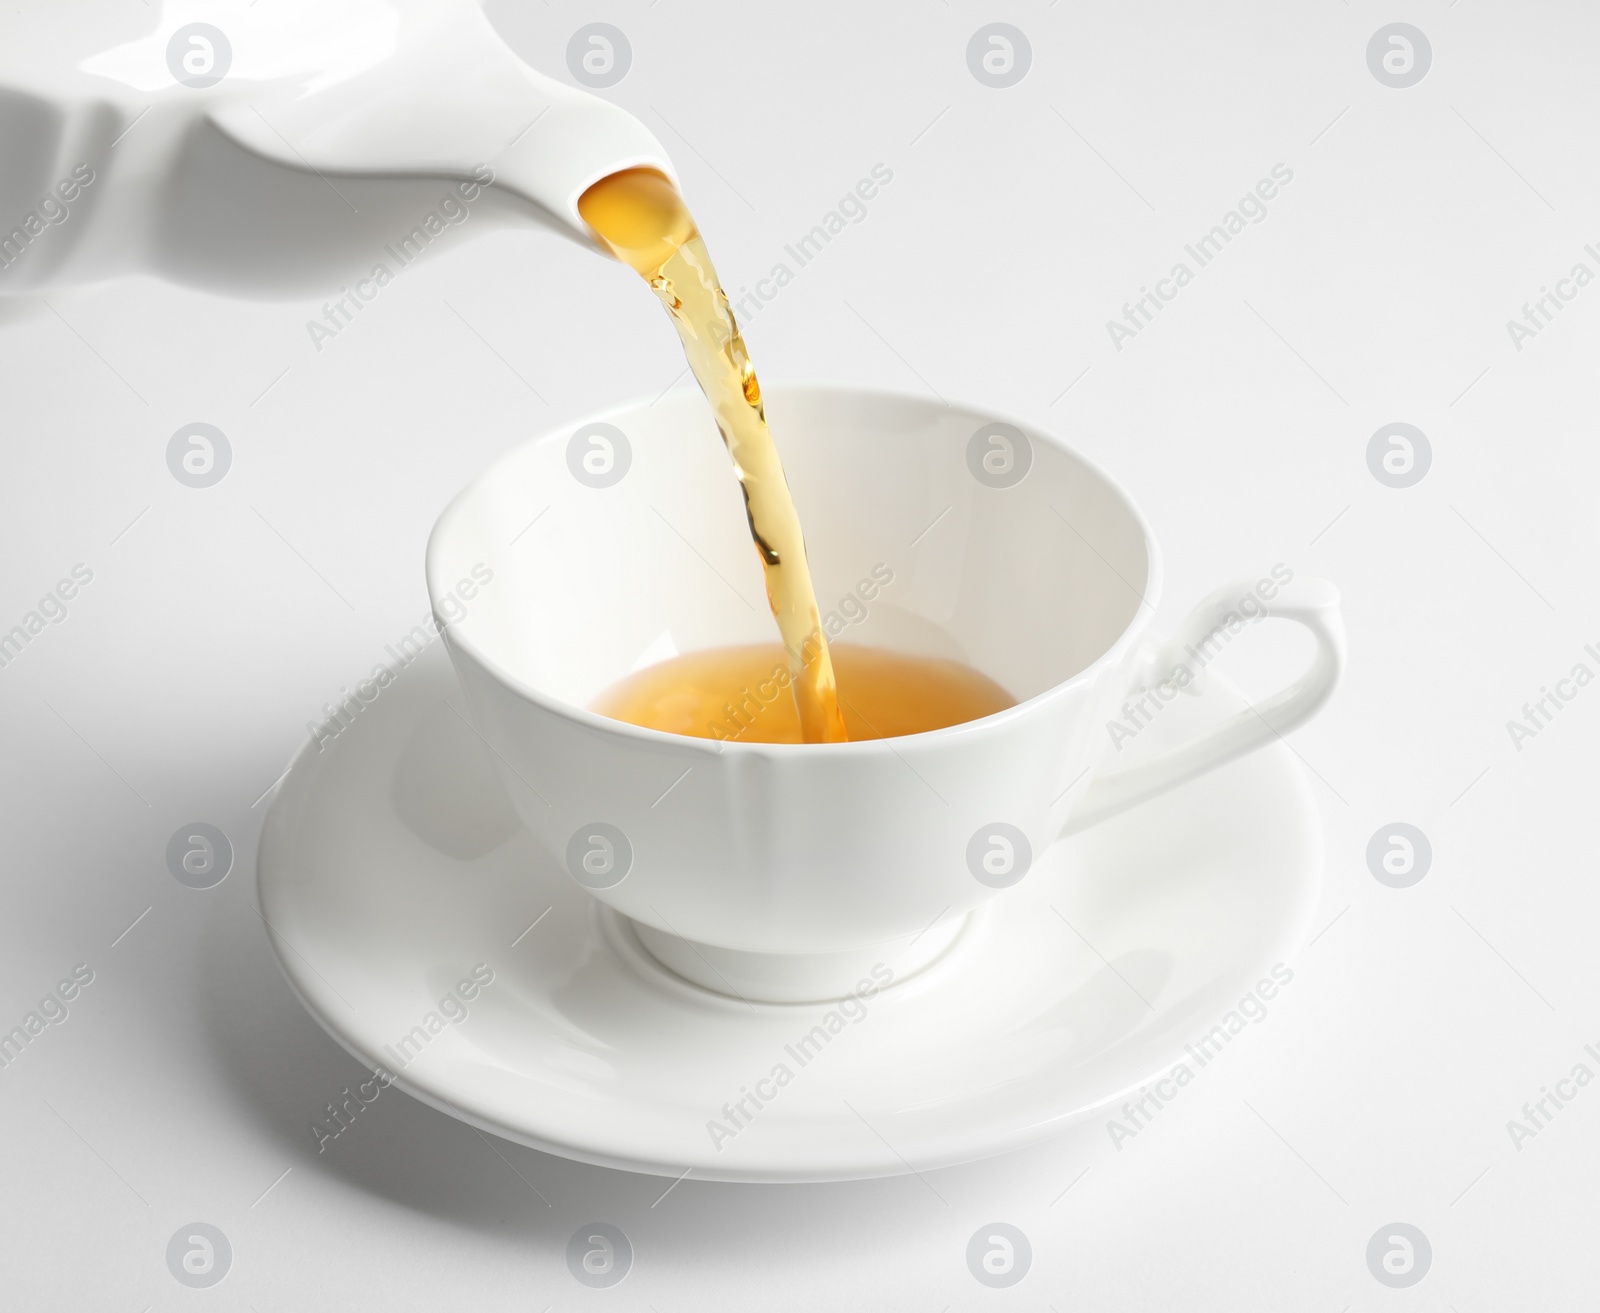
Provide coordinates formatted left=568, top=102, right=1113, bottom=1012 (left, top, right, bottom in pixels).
left=256, top=662, right=1323, bottom=1184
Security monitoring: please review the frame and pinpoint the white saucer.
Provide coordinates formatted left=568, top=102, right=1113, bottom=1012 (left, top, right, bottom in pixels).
left=257, top=646, right=1322, bottom=1183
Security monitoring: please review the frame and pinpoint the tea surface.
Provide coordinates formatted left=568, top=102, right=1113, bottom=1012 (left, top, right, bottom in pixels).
left=592, top=644, right=1017, bottom=744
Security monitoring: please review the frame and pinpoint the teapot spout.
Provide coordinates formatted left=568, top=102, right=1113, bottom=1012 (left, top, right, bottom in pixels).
left=202, top=0, right=674, bottom=248
left=0, top=0, right=674, bottom=296
left=487, top=82, right=676, bottom=244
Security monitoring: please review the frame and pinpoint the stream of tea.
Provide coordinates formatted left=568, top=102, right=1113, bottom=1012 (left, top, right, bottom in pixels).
left=577, top=168, right=849, bottom=743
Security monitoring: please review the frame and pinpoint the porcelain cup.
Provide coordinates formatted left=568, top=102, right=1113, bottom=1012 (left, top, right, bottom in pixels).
left=427, top=384, right=1344, bottom=1002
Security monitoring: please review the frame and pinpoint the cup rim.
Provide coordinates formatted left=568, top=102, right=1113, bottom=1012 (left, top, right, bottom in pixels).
left=426, top=380, right=1165, bottom=757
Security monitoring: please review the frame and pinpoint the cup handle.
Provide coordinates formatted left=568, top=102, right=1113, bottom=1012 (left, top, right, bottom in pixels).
left=1060, top=575, right=1345, bottom=836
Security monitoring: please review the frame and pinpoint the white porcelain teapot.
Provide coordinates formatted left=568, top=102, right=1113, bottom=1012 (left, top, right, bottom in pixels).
left=0, top=0, right=673, bottom=294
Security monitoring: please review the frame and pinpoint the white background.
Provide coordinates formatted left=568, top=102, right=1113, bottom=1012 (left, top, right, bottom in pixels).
left=2, top=0, right=1597, bottom=1307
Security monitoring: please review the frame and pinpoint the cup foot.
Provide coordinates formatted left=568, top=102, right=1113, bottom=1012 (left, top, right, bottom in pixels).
left=620, top=914, right=973, bottom=1005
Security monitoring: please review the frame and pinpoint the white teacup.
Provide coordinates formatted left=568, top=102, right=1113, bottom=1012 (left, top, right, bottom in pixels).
left=428, top=385, right=1343, bottom=1003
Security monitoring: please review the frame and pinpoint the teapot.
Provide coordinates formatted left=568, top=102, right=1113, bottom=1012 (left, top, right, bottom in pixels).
left=0, top=0, right=673, bottom=295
